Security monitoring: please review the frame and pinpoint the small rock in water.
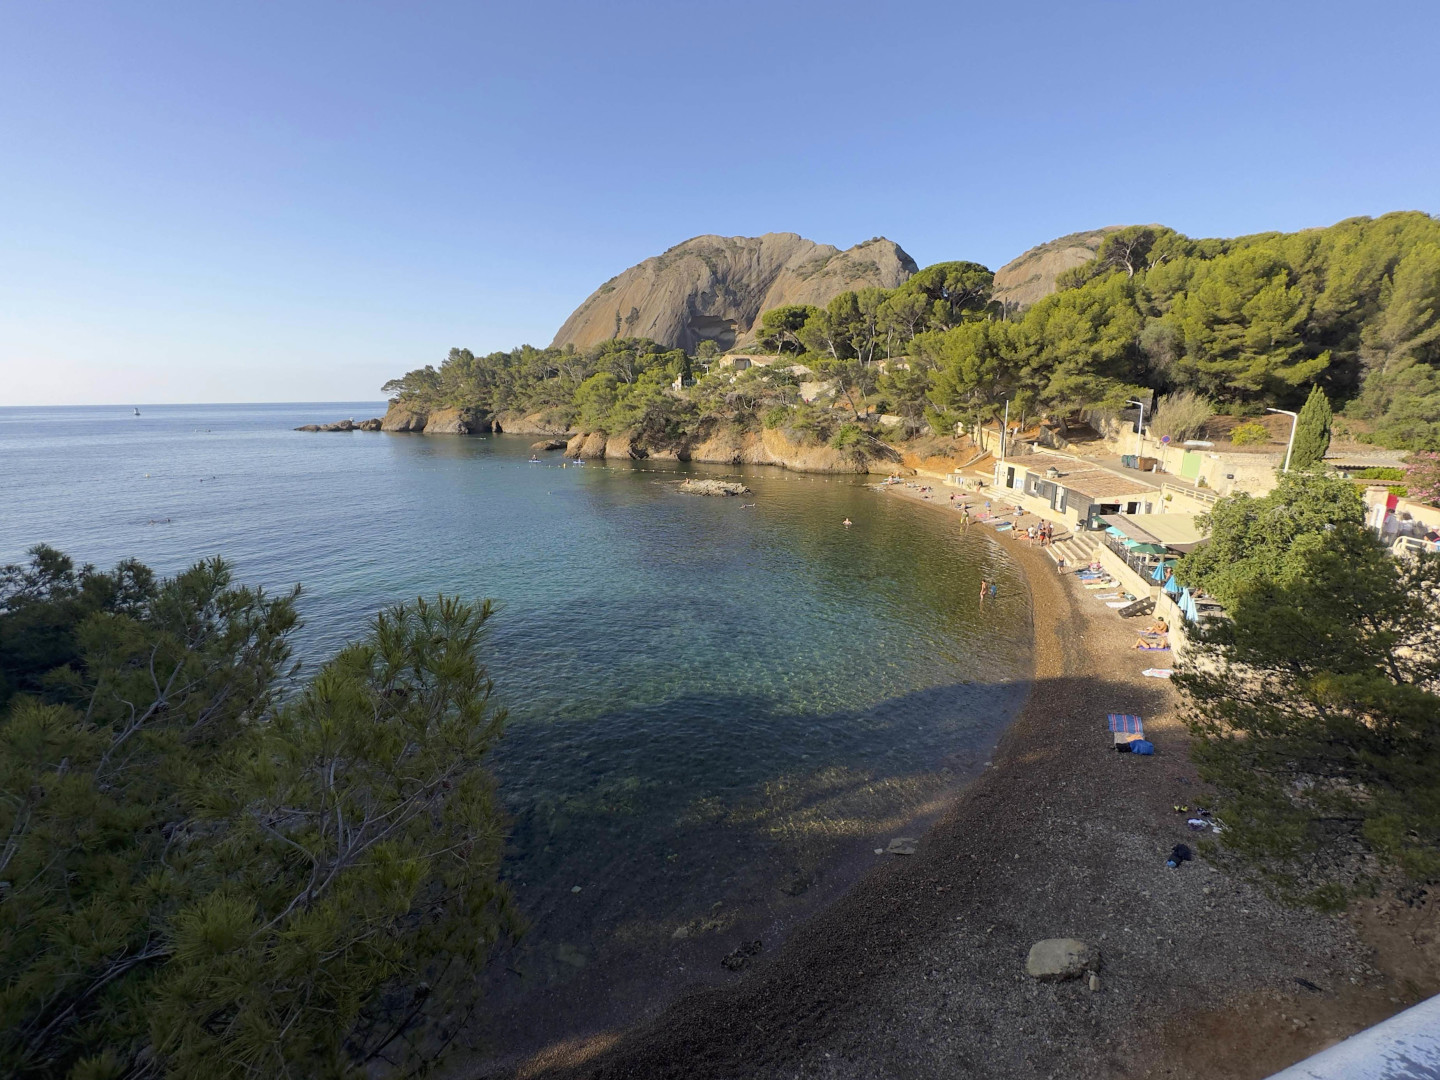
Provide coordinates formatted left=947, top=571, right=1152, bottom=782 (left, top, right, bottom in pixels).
left=678, top=479, right=752, bottom=497
left=1025, top=938, right=1098, bottom=981
left=721, top=939, right=763, bottom=972
left=887, top=837, right=918, bottom=855
left=571, top=885, right=582, bottom=893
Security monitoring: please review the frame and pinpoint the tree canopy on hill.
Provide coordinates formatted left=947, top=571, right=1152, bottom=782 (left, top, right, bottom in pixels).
left=382, top=213, right=1440, bottom=451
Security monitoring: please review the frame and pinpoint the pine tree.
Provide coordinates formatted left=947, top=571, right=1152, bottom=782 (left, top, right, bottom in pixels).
left=0, top=550, right=516, bottom=1079
left=1177, top=503, right=1440, bottom=909
left=1288, top=385, right=1333, bottom=470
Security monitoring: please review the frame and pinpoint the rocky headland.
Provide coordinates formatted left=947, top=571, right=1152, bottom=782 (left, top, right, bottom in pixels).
left=551, top=233, right=918, bottom=353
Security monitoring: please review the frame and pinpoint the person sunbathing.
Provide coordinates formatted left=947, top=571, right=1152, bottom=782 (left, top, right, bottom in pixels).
left=1141, top=620, right=1169, bottom=635
left=1133, top=635, right=1169, bottom=649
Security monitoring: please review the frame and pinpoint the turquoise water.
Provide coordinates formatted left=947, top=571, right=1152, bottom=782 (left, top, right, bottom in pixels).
left=0, top=403, right=1032, bottom=1058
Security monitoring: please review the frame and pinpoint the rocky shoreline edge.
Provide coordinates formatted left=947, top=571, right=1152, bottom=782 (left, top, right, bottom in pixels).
left=488, top=484, right=1426, bottom=1080
left=295, top=406, right=914, bottom=475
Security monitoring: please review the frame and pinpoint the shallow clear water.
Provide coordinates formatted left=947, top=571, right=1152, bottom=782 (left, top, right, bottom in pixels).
left=0, top=403, right=1032, bottom=1057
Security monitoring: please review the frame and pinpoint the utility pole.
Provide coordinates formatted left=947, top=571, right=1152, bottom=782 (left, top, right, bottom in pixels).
left=1267, top=408, right=1298, bottom=473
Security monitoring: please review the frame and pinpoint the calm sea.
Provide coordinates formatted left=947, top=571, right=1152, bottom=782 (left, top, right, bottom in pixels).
left=0, top=402, right=1032, bottom=1061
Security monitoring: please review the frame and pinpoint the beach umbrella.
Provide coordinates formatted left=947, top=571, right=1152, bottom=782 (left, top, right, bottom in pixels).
left=1129, top=543, right=1167, bottom=556
left=1150, top=562, right=1167, bottom=583
left=1185, top=592, right=1201, bottom=623
left=1164, top=575, right=1180, bottom=596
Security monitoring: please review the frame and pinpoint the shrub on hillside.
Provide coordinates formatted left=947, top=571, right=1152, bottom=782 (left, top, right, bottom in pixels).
left=1229, top=420, right=1270, bottom=445
left=1149, top=390, right=1213, bottom=442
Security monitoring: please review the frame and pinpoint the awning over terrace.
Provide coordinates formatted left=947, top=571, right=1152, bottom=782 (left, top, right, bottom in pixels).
left=1098, top=512, right=1207, bottom=553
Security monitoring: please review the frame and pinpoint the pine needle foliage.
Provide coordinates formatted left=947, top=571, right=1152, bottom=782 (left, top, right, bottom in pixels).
left=1174, top=483, right=1440, bottom=909
left=0, top=549, right=516, bottom=1079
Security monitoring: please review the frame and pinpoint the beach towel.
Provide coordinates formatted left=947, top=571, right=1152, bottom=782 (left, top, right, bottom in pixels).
left=1136, top=644, right=1170, bottom=651
left=1142, top=668, right=1173, bottom=678
left=1083, top=581, right=1116, bottom=590
left=1095, top=593, right=1121, bottom=599
left=1108, top=713, right=1144, bottom=735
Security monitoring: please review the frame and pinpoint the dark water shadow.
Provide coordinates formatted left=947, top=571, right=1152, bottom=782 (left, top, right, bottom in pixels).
left=473, top=675, right=1033, bottom=1067
left=477, top=671, right=1178, bottom=1079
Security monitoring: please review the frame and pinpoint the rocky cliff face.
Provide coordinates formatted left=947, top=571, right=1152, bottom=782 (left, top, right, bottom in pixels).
left=562, top=421, right=902, bottom=474
left=551, top=233, right=918, bottom=353
left=380, top=403, right=493, bottom=434
left=991, top=227, right=1123, bottom=310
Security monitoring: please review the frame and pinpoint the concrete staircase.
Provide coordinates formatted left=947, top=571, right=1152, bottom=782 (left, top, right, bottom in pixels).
left=1048, top=530, right=1098, bottom=569
left=984, top=484, right=1101, bottom=568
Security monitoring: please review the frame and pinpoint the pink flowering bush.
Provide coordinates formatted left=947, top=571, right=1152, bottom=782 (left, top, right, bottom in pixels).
left=1405, top=451, right=1440, bottom=506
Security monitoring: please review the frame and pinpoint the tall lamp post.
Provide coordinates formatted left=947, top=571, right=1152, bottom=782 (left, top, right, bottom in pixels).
left=1267, top=408, right=1298, bottom=473
left=1127, top=397, right=1148, bottom=440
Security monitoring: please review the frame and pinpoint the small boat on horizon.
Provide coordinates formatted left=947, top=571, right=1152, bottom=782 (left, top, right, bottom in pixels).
left=133, top=408, right=141, bottom=416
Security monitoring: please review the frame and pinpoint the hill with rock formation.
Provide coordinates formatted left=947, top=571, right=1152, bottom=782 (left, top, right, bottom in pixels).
left=550, top=233, right=917, bottom=353
left=991, top=227, right=1123, bottom=309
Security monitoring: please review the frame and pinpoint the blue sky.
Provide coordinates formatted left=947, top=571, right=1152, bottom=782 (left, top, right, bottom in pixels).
left=3, top=1, right=1437, bottom=405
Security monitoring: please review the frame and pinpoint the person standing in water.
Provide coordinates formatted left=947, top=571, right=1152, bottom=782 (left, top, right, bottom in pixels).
left=978, top=580, right=988, bottom=608
left=842, top=517, right=853, bottom=527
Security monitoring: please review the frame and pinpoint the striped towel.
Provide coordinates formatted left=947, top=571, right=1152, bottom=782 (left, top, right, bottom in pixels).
left=1107, top=713, right=1144, bottom=734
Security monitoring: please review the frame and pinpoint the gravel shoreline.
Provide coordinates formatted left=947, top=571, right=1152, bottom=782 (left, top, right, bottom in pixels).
left=495, top=483, right=1413, bottom=1080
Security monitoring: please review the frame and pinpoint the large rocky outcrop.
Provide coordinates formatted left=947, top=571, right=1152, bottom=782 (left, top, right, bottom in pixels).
left=380, top=403, right=492, bottom=434
left=493, top=409, right=575, bottom=436
left=551, top=233, right=918, bottom=353
left=561, top=422, right=901, bottom=474
left=991, top=227, right=1124, bottom=310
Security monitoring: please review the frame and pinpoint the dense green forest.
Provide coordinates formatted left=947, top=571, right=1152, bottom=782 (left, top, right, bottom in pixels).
left=383, top=212, right=1440, bottom=451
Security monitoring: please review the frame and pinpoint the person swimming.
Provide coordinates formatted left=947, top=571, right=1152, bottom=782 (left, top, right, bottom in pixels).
left=842, top=518, right=853, bottom=527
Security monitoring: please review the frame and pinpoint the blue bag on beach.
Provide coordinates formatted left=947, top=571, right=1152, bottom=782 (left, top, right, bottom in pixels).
left=1129, top=739, right=1154, bottom=755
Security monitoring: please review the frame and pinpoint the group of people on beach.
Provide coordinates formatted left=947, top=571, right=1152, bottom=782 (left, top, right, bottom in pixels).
left=1025, top=520, right=1054, bottom=547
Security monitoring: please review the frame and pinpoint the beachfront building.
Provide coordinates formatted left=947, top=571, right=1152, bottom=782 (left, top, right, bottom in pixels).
left=993, top=451, right=1161, bottom=530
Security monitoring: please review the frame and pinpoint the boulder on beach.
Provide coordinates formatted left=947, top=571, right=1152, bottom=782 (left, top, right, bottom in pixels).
left=678, top=479, right=752, bottom=497
left=1025, top=938, right=1098, bottom=981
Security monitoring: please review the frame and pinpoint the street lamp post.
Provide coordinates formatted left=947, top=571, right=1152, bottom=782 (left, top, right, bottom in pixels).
left=1127, top=397, right=1148, bottom=440
left=1267, top=408, right=1298, bottom=473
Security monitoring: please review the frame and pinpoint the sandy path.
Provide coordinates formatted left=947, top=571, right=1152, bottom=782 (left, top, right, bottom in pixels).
left=495, top=483, right=1417, bottom=1080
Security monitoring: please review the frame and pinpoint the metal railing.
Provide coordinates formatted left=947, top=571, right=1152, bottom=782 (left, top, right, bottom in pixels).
left=1102, top=534, right=1169, bottom=581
